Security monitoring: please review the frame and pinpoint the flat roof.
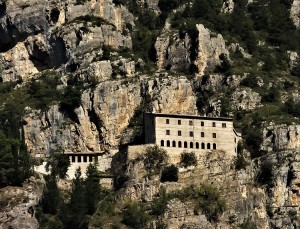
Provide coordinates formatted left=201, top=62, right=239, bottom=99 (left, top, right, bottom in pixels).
left=145, top=112, right=233, bottom=121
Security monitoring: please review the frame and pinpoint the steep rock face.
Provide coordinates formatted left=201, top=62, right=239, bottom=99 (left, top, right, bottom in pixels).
left=155, top=32, right=191, bottom=72
left=0, top=0, right=133, bottom=81
left=231, top=87, right=261, bottom=110
left=122, top=149, right=270, bottom=228
left=23, top=76, right=196, bottom=155
left=262, top=124, right=300, bottom=152
left=0, top=177, right=43, bottom=229
left=291, top=0, right=300, bottom=28
left=195, top=24, right=229, bottom=76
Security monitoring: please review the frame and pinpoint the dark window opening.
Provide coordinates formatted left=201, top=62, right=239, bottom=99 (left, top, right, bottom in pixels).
left=178, top=141, right=182, bottom=148
left=178, top=120, right=181, bottom=125
left=78, top=156, right=81, bottom=163
left=172, top=141, right=176, bottom=147
left=184, top=141, right=188, bottom=148
left=207, top=143, right=211, bottom=149
left=190, top=142, right=193, bottom=148
left=213, top=143, right=216, bottom=150
left=201, top=121, right=204, bottom=126
left=167, top=140, right=170, bottom=147
left=72, top=156, right=75, bottom=163
left=213, top=133, right=216, bottom=138
left=161, top=140, right=164, bottom=147
left=83, top=155, right=87, bottom=162
left=222, top=123, right=226, bottom=128
left=189, top=120, right=193, bottom=126
left=212, top=122, right=216, bottom=127
left=178, top=131, right=182, bottom=136
left=190, top=131, right=193, bottom=137
left=166, top=119, right=169, bottom=124
left=201, top=132, right=205, bottom=137
left=196, top=142, right=199, bottom=149
left=89, top=156, right=93, bottom=162
left=166, top=130, right=170, bottom=135
left=201, top=143, right=205, bottom=149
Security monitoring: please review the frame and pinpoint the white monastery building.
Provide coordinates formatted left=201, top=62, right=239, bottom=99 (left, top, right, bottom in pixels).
left=144, top=113, right=241, bottom=157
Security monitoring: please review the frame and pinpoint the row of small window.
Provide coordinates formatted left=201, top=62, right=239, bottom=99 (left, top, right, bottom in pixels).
left=69, top=155, right=97, bottom=163
left=160, top=140, right=217, bottom=150
left=165, top=119, right=227, bottom=128
left=166, top=130, right=217, bottom=138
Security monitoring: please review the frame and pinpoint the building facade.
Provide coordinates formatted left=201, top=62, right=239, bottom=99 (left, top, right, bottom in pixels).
left=144, top=113, right=241, bottom=160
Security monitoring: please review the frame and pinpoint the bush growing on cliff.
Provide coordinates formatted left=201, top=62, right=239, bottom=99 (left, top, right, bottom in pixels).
left=122, top=201, right=149, bottom=229
left=143, top=145, right=168, bottom=173
left=180, top=151, right=197, bottom=168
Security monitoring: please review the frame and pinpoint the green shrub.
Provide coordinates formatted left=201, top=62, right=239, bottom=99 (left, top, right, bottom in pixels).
left=180, top=151, right=197, bottom=168
left=122, top=202, right=149, bottom=229
left=240, top=73, right=258, bottom=88
left=160, top=165, right=178, bottom=182
left=143, top=145, right=168, bottom=173
left=194, top=184, right=226, bottom=222
left=256, top=160, right=274, bottom=186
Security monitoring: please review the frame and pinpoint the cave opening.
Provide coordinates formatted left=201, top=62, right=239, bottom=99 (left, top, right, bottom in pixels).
left=50, top=8, right=60, bottom=24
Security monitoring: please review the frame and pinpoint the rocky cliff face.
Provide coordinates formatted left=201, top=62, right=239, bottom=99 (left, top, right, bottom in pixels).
left=0, top=177, right=43, bottom=229
left=291, top=0, right=300, bottom=28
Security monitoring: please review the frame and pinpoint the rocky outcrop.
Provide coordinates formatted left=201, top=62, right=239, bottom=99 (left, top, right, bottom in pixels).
left=231, top=87, right=261, bottom=110
left=0, top=177, right=43, bottom=229
left=195, top=24, right=229, bottom=76
left=262, top=124, right=300, bottom=152
left=222, top=0, right=235, bottom=13
left=291, top=0, right=300, bottom=28
left=23, top=76, right=196, bottom=155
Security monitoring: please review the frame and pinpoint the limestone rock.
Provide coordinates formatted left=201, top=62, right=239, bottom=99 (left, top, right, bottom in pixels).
left=291, top=0, right=300, bottom=28
left=222, top=0, right=235, bottom=13
left=231, top=87, right=261, bottom=110
left=0, top=177, right=43, bottom=229
left=195, top=24, right=229, bottom=76
left=262, top=124, right=300, bottom=152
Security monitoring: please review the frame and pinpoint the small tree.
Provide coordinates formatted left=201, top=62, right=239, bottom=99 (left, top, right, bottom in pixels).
left=45, top=152, right=70, bottom=179
left=122, top=202, right=149, bottom=229
left=180, top=151, right=197, bottom=168
left=143, top=145, right=168, bottom=173
left=160, top=165, right=178, bottom=182
left=41, top=175, right=60, bottom=215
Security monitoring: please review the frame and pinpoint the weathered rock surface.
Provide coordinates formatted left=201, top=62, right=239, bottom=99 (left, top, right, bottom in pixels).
left=0, top=177, right=43, bottom=229
left=291, top=0, right=300, bottom=28
left=23, top=76, right=196, bottom=155
left=195, top=24, right=229, bottom=76
left=262, top=124, right=300, bottom=152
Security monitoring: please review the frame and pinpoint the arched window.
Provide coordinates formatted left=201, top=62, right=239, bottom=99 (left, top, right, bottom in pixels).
left=196, top=142, right=199, bottom=149
left=201, top=143, right=205, bottom=149
left=213, top=143, right=216, bottom=149
left=167, top=140, right=170, bottom=147
left=207, top=143, right=211, bottom=149
left=161, top=140, right=164, bottom=147
left=172, top=141, right=176, bottom=147
left=178, top=141, right=182, bottom=148
left=190, top=142, right=193, bottom=148
left=184, top=141, right=188, bottom=148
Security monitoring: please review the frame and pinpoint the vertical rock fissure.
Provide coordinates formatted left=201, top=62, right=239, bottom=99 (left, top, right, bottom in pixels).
left=88, top=91, right=105, bottom=148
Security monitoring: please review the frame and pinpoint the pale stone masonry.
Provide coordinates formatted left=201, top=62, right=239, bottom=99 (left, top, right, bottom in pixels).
left=144, top=113, right=241, bottom=161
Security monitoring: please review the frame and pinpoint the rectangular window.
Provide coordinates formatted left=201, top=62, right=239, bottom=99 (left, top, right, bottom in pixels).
left=222, top=123, right=226, bottom=128
left=212, top=122, right=216, bottom=127
left=166, top=119, right=169, bottom=124
left=213, top=133, right=216, bottom=138
left=72, top=156, right=75, bottom=163
left=178, top=131, right=182, bottom=136
left=201, top=121, right=204, bottom=126
left=89, top=156, right=93, bottom=162
left=178, top=120, right=181, bottom=125
left=189, top=120, right=193, bottom=126
left=83, top=155, right=87, bottom=163
left=190, top=131, right=193, bottom=137
left=166, top=130, right=170, bottom=135
left=201, top=132, right=205, bottom=137
left=78, top=156, right=81, bottom=163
